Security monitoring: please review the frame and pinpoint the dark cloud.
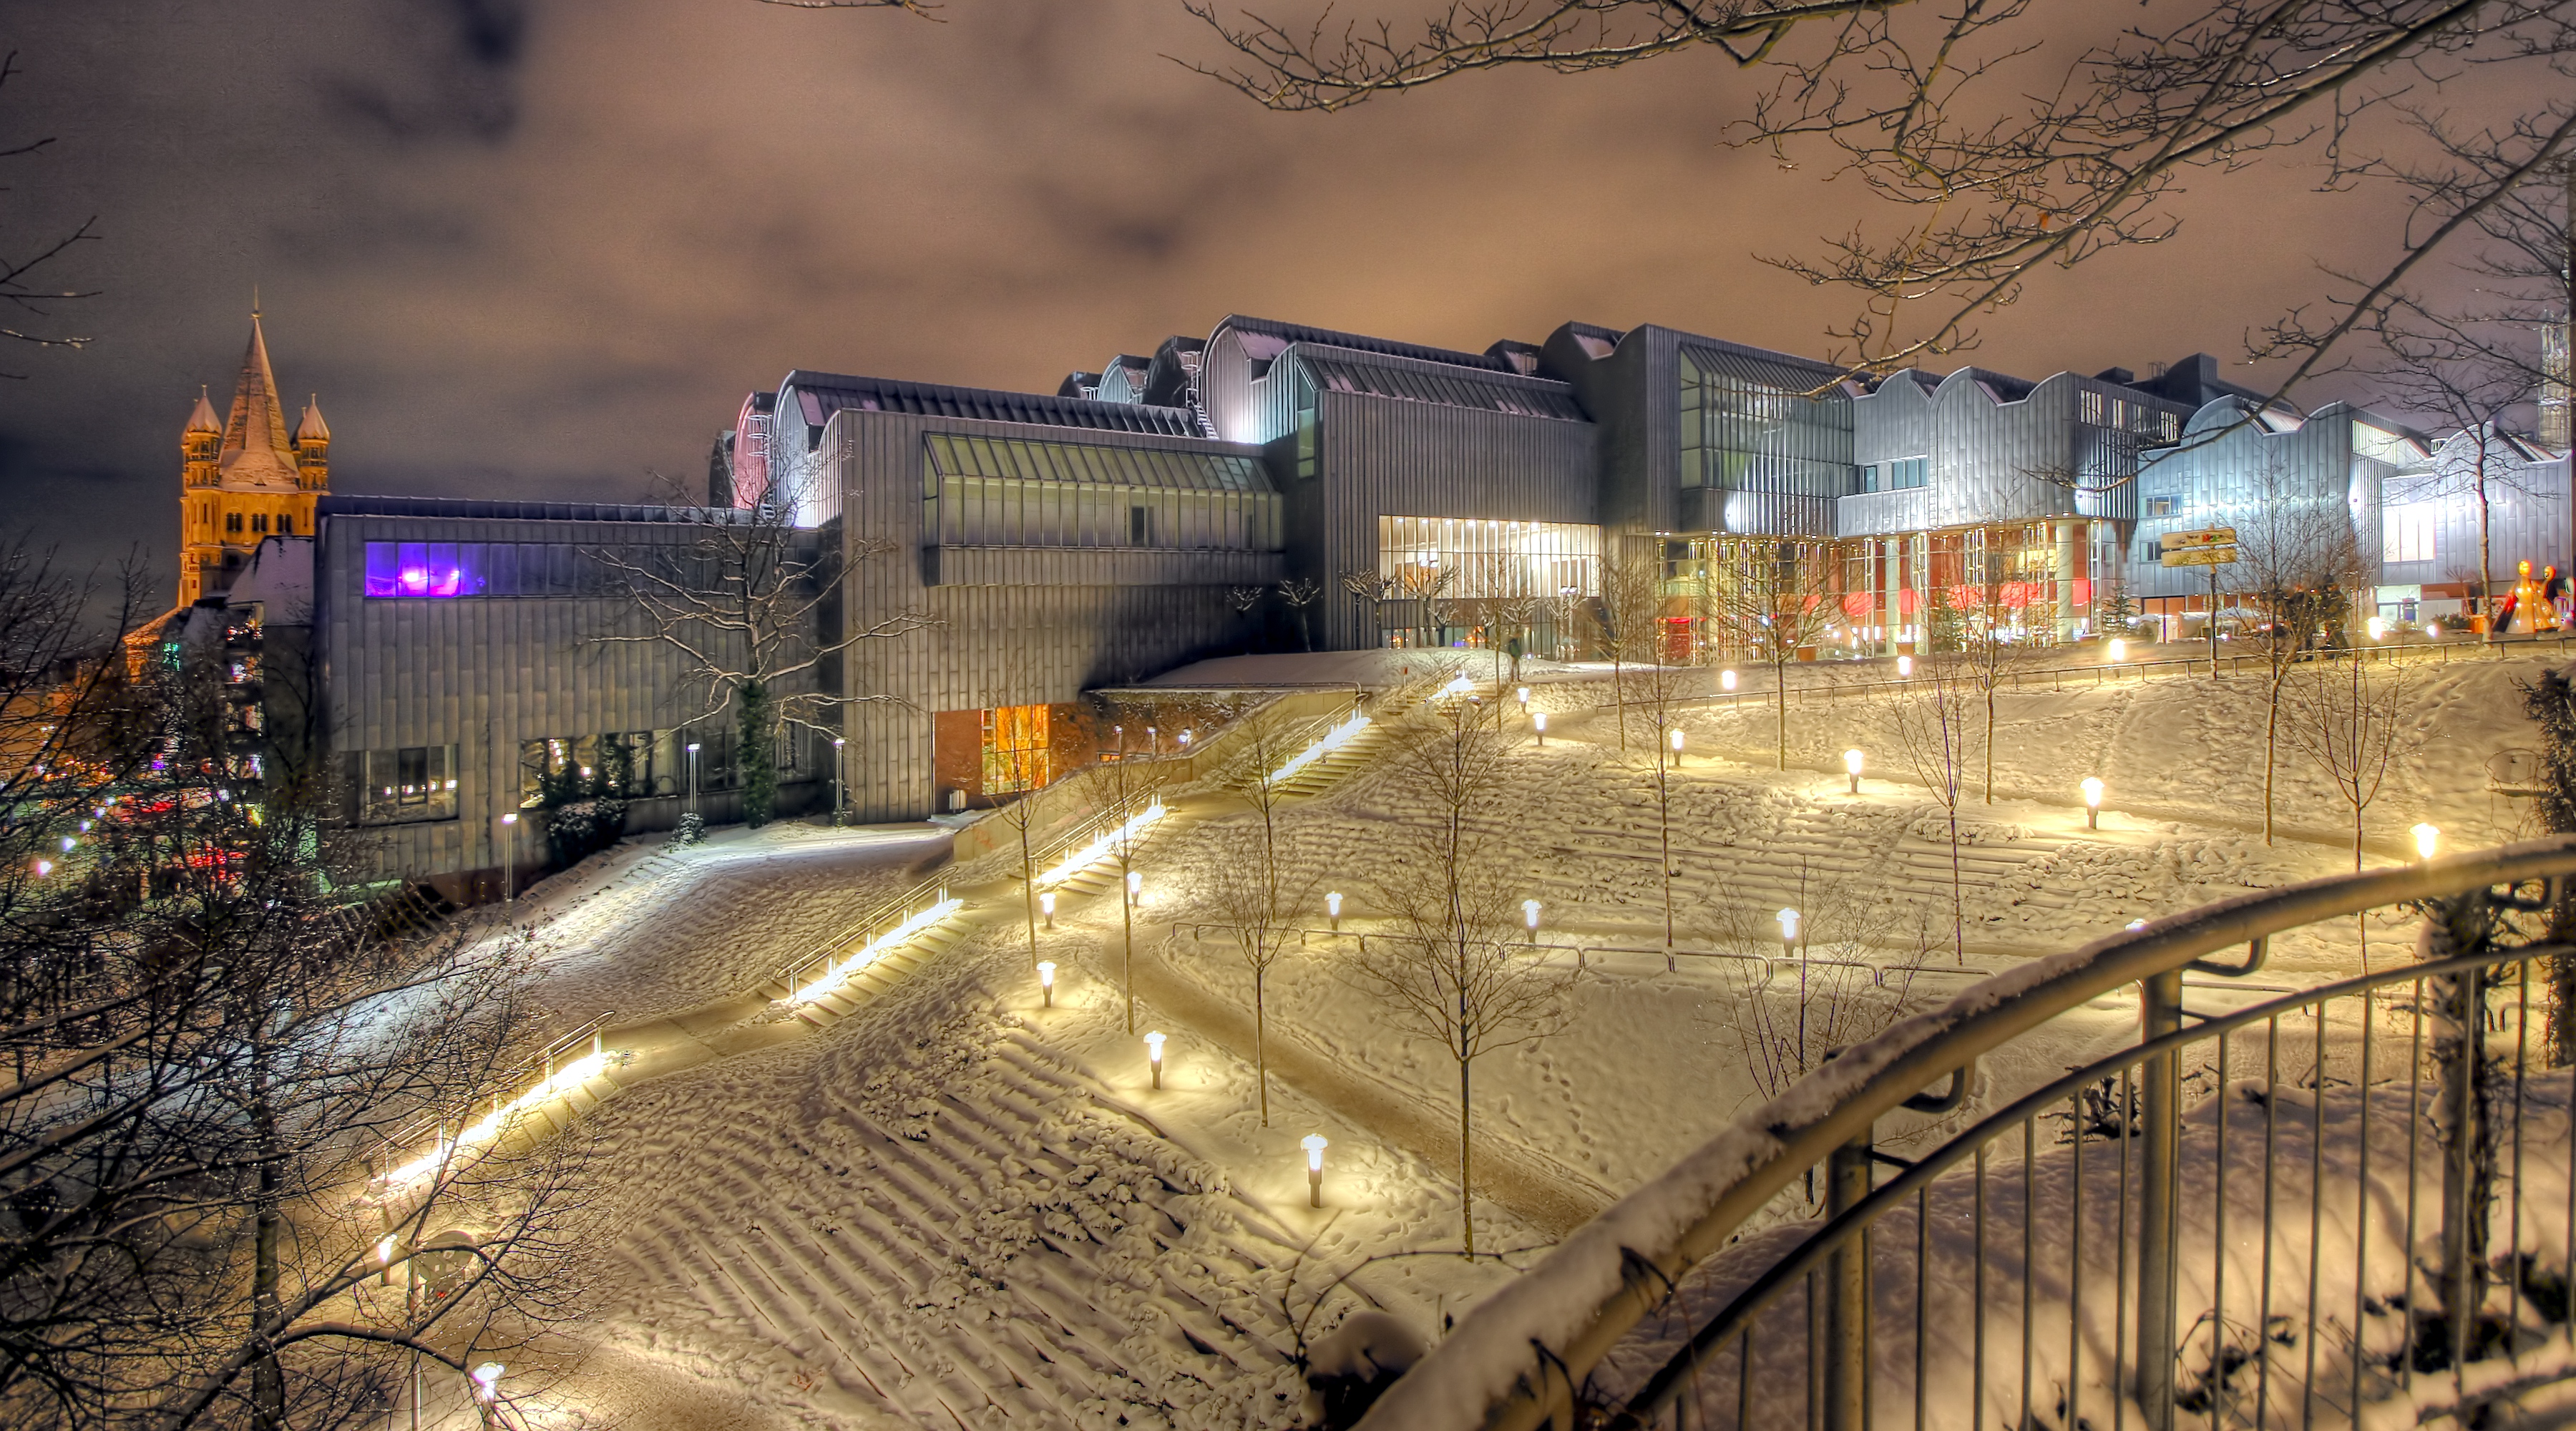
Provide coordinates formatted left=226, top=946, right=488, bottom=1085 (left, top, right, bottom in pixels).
left=0, top=0, right=2524, bottom=610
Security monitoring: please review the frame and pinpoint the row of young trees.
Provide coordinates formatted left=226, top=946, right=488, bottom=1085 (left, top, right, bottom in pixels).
left=0, top=542, right=589, bottom=1430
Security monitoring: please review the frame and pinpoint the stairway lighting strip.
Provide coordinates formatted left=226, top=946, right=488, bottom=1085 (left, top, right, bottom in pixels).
left=379, top=1049, right=610, bottom=1188
left=1037, top=802, right=1166, bottom=888
left=790, top=896, right=965, bottom=1004
left=1264, top=714, right=1371, bottom=787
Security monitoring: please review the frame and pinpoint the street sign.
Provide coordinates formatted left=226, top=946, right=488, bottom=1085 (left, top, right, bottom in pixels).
left=2160, top=527, right=2238, bottom=567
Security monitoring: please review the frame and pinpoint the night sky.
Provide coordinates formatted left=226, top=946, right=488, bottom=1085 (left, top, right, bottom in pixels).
left=0, top=1, right=2474, bottom=606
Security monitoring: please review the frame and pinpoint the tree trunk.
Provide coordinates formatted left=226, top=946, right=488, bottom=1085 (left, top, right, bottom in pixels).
left=1121, top=859, right=1136, bottom=1035
left=250, top=1072, right=283, bottom=1431
left=2263, top=673, right=2282, bottom=846
left=1775, top=660, right=1788, bottom=771
left=1458, top=1055, right=1475, bottom=1256
left=1255, top=965, right=1269, bottom=1126
left=737, top=678, right=777, bottom=827
left=1982, top=679, right=1996, bottom=804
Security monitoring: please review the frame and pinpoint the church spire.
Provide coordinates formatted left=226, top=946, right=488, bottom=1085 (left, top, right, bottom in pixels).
left=220, top=311, right=294, bottom=464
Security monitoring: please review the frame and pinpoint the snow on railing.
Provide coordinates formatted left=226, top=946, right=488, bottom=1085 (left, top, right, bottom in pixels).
left=787, top=894, right=963, bottom=1004
left=375, top=1012, right=615, bottom=1189
left=1036, top=801, right=1166, bottom=888
left=1361, top=835, right=2576, bottom=1431
left=1263, top=713, right=1371, bottom=788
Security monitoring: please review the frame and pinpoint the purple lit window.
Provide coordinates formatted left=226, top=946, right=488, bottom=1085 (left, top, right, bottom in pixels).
left=364, top=542, right=485, bottom=597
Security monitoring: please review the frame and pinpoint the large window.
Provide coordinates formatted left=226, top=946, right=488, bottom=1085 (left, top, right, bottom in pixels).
left=1377, top=517, right=1601, bottom=598
left=363, top=541, right=688, bottom=598
left=982, top=705, right=1051, bottom=793
left=1678, top=348, right=1853, bottom=497
left=2382, top=503, right=2438, bottom=563
left=921, top=432, right=1280, bottom=550
left=359, top=745, right=459, bottom=824
left=1853, top=457, right=1929, bottom=494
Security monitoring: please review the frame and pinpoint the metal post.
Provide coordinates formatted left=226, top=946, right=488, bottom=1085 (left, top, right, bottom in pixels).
left=2136, top=968, right=2184, bottom=1429
left=1824, top=1133, right=1872, bottom=1431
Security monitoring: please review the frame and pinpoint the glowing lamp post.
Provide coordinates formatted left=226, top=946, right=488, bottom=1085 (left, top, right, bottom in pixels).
left=1777, top=907, right=1800, bottom=957
left=1669, top=727, right=1686, bottom=766
left=2367, top=616, right=2387, bottom=642
left=1517, top=686, right=1531, bottom=712
left=499, top=810, right=519, bottom=901
left=2108, top=637, right=2127, bottom=663
left=1523, top=899, right=1542, bottom=942
left=1145, top=1030, right=1166, bottom=1089
left=472, top=1363, right=504, bottom=1404
left=685, top=741, right=703, bottom=823
left=1843, top=748, right=1865, bottom=795
left=1898, top=655, right=1914, bottom=678
left=1148, top=726, right=1158, bottom=756
left=1302, top=1133, right=1329, bottom=1207
left=1126, top=869, right=1143, bottom=907
left=2081, top=776, right=2104, bottom=830
left=1326, top=891, right=1342, bottom=931
left=33, top=859, right=49, bottom=878
left=1721, top=668, right=1738, bottom=693
left=1038, top=960, right=1055, bottom=1008
left=2414, top=823, right=2440, bottom=863
left=1040, top=890, right=1055, bottom=929
left=832, top=736, right=847, bottom=824
left=1533, top=710, right=1547, bottom=747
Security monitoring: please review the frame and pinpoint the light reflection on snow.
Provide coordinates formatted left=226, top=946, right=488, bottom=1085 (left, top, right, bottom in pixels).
left=1263, top=713, right=1370, bottom=788
left=378, top=1050, right=609, bottom=1187
left=789, top=897, right=963, bottom=1004
left=1037, top=801, right=1166, bottom=888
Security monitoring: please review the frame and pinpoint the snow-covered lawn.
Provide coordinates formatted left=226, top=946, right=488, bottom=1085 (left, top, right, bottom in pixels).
left=485, top=653, right=2570, bottom=1429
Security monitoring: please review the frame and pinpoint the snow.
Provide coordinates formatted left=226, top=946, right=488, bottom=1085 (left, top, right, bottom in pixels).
left=473, top=651, right=2576, bottom=1429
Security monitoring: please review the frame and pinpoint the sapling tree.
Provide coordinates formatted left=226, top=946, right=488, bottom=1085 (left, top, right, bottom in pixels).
left=1277, top=576, right=1322, bottom=652
left=2235, top=472, right=2367, bottom=844
left=594, top=472, right=932, bottom=828
left=2281, top=654, right=2424, bottom=871
left=1710, top=875, right=1929, bottom=1121
left=1355, top=686, right=1571, bottom=1255
left=1885, top=605, right=1977, bottom=964
left=1593, top=542, right=1665, bottom=752
left=1208, top=704, right=1327, bottom=1124
left=1705, top=537, right=1839, bottom=770
left=1069, top=726, right=1171, bottom=1035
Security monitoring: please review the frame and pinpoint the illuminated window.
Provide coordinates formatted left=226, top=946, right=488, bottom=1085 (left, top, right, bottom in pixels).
left=2382, top=503, right=2437, bottom=563
left=359, top=745, right=459, bottom=824
left=1677, top=348, right=1853, bottom=495
left=981, top=705, right=1051, bottom=793
left=1376, top=517, right=1602, bottom=598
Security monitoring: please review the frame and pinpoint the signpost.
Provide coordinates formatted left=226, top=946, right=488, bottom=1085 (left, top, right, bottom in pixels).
left=2160, top=529, right=2238, bottom=671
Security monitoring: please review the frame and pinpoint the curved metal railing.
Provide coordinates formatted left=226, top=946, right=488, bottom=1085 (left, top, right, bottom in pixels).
left=1358, top=834, right=2576, bottom=1431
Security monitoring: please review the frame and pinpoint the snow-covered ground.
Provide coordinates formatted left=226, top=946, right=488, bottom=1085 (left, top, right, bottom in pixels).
left=474, top=650, right=2572, bottom=1429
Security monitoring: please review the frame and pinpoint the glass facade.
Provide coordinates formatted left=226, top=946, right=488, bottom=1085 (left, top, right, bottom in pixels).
left=1853, top=457, right=1928, bottom=494
left=1677, top=348, right=1853, bottom=497
left=364, top=541, right=688, bottom=598
left=1377, top=517, right=1601, bottom=597
left=980, top=704, right=1051, bottom=793
left=359, top=744, right=458, bottom=824
left=922, top=433, right=1279, bottom=550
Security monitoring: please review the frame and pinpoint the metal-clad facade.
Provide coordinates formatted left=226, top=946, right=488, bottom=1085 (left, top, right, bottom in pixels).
left=2129, top=400, right=2381, bottom=601
left=314, top=502, right=799, bottom=883
left=829, top=411, right=1279, bottom=822
left=2377, top=431, right=2572, bottom=592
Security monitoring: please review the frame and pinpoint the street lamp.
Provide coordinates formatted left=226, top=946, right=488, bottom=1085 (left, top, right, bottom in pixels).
left=1302, top=1133, right=1328, bottom=1208
left=685, top=741, right=702, bottom=824
left=1127, top=869, right=1143, bottom=907
left=1532, top=710, right=1547, bottom=747
left=2107, top=637, right=2127, bottom=663
left=1516, top=686, right=1530, bottom=712
left=1040, top=890, right=1056, bottom=929
left=1668, top=728, right=1685, bottom=765
left=1898, top=655, right=1914, bottom=678
left=499, top=811, right=518, bottom=902
left=832, top=736, right=847, bottom=824
left=2367, top=616, right=2387, bottom=642
left=1720, top=668, right=1738, bottom=693
left=472, top=1363, right=504, bottom=1404
left=1843, top=748, right=1864, bottom=795
left=1776, top=907, right=1800, bottom=954
left=1145, top=1030, right=1166, bottom=1089
left=1523, top=899, right=1542, bottom=937
left=2414, top=823, right=2440, bottom=862
left=2081, top=776, right=2104, bottom=830
left=1326, top=891, right=1342, bottom=930
left=1148, top=726, right=1158, bottom=756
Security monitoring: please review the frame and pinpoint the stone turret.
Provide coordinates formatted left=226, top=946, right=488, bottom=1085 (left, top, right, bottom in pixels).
left=295, top=395, right=329, bottom=489
left=177, top=309, right=329, bottom=605
left=183, top=387, right=221, bottom=487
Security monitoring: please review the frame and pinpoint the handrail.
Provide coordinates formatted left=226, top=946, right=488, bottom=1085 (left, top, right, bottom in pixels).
left=760, top=873, right=955, bottom=1003
left=1356, top=833, right=2576, bottom=1431
left=1611, top=941, right=2563, bottom=1427
left=376, top=1008, right=616, bottom=1180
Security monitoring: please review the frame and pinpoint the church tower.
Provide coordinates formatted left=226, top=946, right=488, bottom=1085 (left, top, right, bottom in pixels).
left=180, top=310, right=328, bottom=605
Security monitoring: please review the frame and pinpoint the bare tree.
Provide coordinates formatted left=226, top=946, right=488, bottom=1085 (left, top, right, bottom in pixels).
left=594, top=472, right=933, bottom=827
left=1704, top=536, right=1839, bottom=770
left=2281, top=653, right=2425, bottom=871
left=1488, top=592, right=1542, bottom=685
left=1353, top=687, right=1569, bottom=1254
left=1339, top=569, right=1394, bottom=650
left=1885, top=605, right=1977, bottom=963
left=1594, top=542, right=1664, bottom=753
left=1625, top=641, right=1702, bottom=950
left=1277, top=576, right=1323, bottom=652
left=1710, top=874, right=1930, bottom=1107
left=1204, top=823, right=1323, bottom=1128
left=1068, top=726, right=1171, bottom=1035
left=1950, top=528, right=2039, bottom=805
left=0, top=53, right=98, bottom=378
left=1183, top=1, right=2575, bottom=405
left=2235, top=473, right=2368, bottom=843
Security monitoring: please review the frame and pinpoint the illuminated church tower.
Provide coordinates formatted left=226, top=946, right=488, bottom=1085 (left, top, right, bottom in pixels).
left=178, top=311, right=328, bottom=605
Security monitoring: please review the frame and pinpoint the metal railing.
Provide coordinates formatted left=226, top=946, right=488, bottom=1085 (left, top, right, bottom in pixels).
left=760, top=874, right=955, bottom=1002
left=1360, top=835, right=2576, bottom=1431
left=373, top=1010, right=615, bottom=1184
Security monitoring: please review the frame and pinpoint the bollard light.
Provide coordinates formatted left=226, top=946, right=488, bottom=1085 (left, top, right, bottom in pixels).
left=1145, top=1030, right=1166, bottom=1089
left=472, top=1364, right=504, bottom=1402
left=376, top=1234, right=397, bottom=1285
left=1127, top=869, right=1143, bottom=906
left=1843, top=748, right=1864, bottom=794
left=32, top=860, right=49, bottom=878
left=1517, top=686, right=1530, bottom=708
left=1777, top=907, right=1800, bottom=949
left=1898, top=655, right=1914, bottom=678
left=1302, top=1133, right=1328, bottom=1207
left=1533, top=710, right=1547, bottom=747
left=2081, top=776, right=2104, bottom=830
left=2108, top=638, right=2127, bottom=663
left=2127, top=919, right=2150, bottom=932
left=1721, top=668, right=1738, bottom=693
left=1327, top=891, right=1342, bottom=930
left=1523, top=899, right=1542, bottom=937
left=2429, top=622, right=2442, bottom=639
left=1669, top=728, right=1685, bottom=763
left=2414, top=823, right=2440, bottom=862
left=1179, top=729, right=1193, bottom=748
left=1038, top=960, right=1055, bottom=1008
left=2367, top=616, right=2387, bottom=642
left=1040, top=890, right=1056, bottom=928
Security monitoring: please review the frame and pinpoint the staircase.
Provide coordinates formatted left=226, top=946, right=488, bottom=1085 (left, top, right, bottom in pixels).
left=753, top=914, right=977, bottom=1029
